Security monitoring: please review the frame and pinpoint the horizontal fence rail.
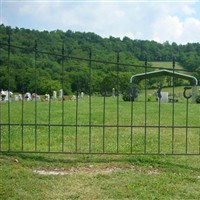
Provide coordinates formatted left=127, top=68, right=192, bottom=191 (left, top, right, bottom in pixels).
left=0, top=38, right=200, bottom=155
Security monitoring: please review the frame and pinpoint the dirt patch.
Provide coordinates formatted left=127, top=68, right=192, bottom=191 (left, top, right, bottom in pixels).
left=33, top=166, right=124, bottom=175
left=33, top=165, right=160, bottom=176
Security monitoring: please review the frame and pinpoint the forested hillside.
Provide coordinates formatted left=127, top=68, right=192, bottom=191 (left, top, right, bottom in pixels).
left=0, top=24, right=199, bottom=95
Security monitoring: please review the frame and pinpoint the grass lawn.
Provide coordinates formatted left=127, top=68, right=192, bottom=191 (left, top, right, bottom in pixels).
left=150, top=61, right=184, bottom=70
left=1, top=154, right=200, bottom=199
left=0, top=95, right=200, bottom=199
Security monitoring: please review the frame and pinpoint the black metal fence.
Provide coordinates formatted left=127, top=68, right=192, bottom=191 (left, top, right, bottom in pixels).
left=0, top=38, right=200, bottom=155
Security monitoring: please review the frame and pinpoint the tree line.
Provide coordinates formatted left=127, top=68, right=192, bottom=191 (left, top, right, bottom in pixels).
left=0, top=24, right=199, bottom=95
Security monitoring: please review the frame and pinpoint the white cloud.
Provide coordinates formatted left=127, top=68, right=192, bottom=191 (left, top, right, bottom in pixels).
left=182, top=17, right=200, bottom=42
left=152, top=15, right=200, bottom=44
left=181, top=4, right=196, bottom=15
left=2, top=1, right=200, bottom=44
left=152, top=16, right=183, bottom=43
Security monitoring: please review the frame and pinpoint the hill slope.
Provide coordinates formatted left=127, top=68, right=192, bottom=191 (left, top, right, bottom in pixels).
left=0, top=24, right=199, bottom=94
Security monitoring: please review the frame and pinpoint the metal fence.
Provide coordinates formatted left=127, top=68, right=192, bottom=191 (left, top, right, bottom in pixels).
left=0, top=38, right=200, bottom=155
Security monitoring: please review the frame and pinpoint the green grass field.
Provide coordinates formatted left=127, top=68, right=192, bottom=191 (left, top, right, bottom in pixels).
left=0, top=95, right=200, bottom=199
left=150, top=61, right=184, bottom=70
left=0, top=94, right=199, bottom=154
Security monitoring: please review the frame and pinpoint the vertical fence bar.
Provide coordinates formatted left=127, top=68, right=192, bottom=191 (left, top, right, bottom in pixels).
left=157, top=86, right=162, bottom=154
left=158, top=100, right=161, bottom=154
left=172, top=59, right=175, bottom=154
left=75, top=66, right=79, bottom=152
left=61, top=44, right=65, bottom=152
left=185, top=98, right=189, bottom=154
left=89, top=48, right=92, bottom=153
left=103, top=88, right=106, bottom=153
left=48, top=86, right=52, bottom=152
left=0, top=45, right=2, bottom=152
left=197, top=92, right=200, bottom=155
left=183, top=87, right=192, bottom=154
left=21, top=85, right=24, bottom=151
left=199, top=127, right=200, bottom=155
left=130, top=95, right=134, bottom=154
left=144, top=59, right=147, bottom=153
left=34, top=40, right=38, bottom=151
left=7, top=34, right=11, bottom=151
left=75, top=90, right=79, bottom=152
left=116, top=52, right=120, bottom=153
left=158, top=94, right=161, bottom=154
left=0, top=94, right=2, bottom=152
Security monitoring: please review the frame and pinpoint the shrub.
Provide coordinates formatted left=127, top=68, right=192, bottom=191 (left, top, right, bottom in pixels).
left=122, top=92, right=135, bottom=101
left=196, top=95, right=200, bottom=103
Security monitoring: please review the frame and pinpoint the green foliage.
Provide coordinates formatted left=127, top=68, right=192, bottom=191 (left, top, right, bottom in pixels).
left=122, top=92, right=134, bottom=101
left=0, top=24, right=200, bottom=95
left=196, top=95, right=200, bottom=103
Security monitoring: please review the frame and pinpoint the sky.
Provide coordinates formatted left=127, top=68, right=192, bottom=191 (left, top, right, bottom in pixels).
left=1, top=0, right=200, bottom=44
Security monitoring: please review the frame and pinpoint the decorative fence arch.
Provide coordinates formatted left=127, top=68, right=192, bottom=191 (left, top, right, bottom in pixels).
left=130, top=69, right=198, bottom=103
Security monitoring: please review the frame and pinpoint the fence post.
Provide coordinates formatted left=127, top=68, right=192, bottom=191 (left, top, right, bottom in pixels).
left=183, top=86, right=192, bottom=154
left=172, top=58, right=175, bottom=154
left=157, top=85, right=162, bottom=153
left=61, top=43, right=65, bottom=152
left=0, top=42, right=1, bottom=152
left=7, top=33, right=11, bottom=151
left=144, top=58, right=147, bottom=153
left=89, top=48, right=92, bottom=153
left=34, top=40, right=38, bottom=151
left=116, top=52, right=120, bottom=153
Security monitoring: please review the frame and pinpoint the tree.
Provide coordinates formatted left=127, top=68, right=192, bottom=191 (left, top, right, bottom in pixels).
left=0, top=24, right=200, bottom=95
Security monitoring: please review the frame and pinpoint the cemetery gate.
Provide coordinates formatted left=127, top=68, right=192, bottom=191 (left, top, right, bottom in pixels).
left=0, top=37, right=200, bottom=155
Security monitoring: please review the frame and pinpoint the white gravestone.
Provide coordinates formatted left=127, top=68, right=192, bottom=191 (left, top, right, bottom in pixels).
left=14, top=95, right=19, bottom=101
left=160, top=92, right=168, bottom=103
left=4, top=91, right=12, bottom=101
left=5, top=93, right=9, bottom=101
left=59, top=89, right=63, bottom=98
left=80, top=92, right=84, bottom=99
left=53, top=91, right=57, bottom=99
left=112, top=88, right=115, bottom=97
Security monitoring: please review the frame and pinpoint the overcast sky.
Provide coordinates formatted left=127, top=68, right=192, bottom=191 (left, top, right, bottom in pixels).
left=1, top=0, right=200, bottom=44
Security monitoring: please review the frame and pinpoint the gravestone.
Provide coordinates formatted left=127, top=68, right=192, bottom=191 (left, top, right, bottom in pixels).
left=4, top=91, right=13, bottom=101
left=59, top=89, right=63, bottom=98
left=71, top=95, right=76, bottom=101
left=4, top=92, right=9, bottom=101
left=45, top=94, right=50, bottom=101
left=112, top=88, right=115, bottom=98
left=25, top=92, right=31, bottom=101
left=53, top=91, right=57, bottom=99
left=1, top=90, right=6, bottom=101
left=14, top=95, right=19, bottom=101
left=18, top=94, right=22, bottom=101
left=80, top=92, right=84, bottom=99
left=160, top=92, right=168, bottom=103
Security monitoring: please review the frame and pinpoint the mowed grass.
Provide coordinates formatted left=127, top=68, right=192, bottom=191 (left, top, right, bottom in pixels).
left=0, top=94, right=199, bottom=154
left=1, top=154, right=200, bottom=200
left=0, top=95, right=200, bottom=199
left=150, top=61, right=184, bottom=70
